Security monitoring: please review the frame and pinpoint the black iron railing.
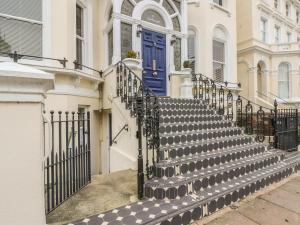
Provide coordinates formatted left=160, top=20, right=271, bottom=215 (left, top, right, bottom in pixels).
left=0, top=51, right=103, bottom=78
left=44, top=111, right=91, bottom=214
left=192, top=73, right=298, bottom=151
left=116, top=61, right=159, bottom=199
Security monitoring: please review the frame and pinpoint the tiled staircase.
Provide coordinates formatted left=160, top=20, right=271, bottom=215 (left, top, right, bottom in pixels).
left=70, top=97, right=300, bottom=225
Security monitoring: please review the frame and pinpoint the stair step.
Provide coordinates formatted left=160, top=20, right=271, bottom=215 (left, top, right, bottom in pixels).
left=160, top=108, right=216, bottom=117
left=159, top=120, right=233, bottom=134
left=154, top=143, right=265, bottom=178
left=160, top=127, right=243, bottom=146
left=159, top=135, right=253, bottom=160
left=145, top=150, right=284, bottom=200
left=159, top=114, right=223, bottom=124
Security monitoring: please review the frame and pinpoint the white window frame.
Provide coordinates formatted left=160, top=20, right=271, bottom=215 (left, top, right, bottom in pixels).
left=278, top=63, right=290, bottom=99
left=261, top=18, right=268, bottom=43
left=287, top=31, right=292, bottom=43
left=212, top=39, right=226, bottom=82
left=75, top=0, right=92, bottom=69
left=274, top=0, right=279, bottom=9
left=297, top=10, right=300, bottom=24
left=275, top=25, right=281, bottom=43
left=213, top=0, right=223, bottom=7
left=0, top=0, right=50, bottom=65
left=286, top=2, right=291, bottom=17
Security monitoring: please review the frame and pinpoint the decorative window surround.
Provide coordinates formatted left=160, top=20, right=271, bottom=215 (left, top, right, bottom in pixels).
left=210, top=1, right=231, bottom=17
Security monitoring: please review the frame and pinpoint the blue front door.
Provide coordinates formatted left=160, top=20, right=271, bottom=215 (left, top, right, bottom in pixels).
left=142, top=29, right=167, bottom=96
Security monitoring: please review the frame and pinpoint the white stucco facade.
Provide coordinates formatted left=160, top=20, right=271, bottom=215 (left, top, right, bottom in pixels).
left=0, top=0, right=238, bottom=174
left=237, top=0, right=300, bottom=108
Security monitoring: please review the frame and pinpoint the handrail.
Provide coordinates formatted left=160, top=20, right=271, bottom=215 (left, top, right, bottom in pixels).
left=74, top=60, right=103, bottom=78
left=193, top=73, right=242, bottom=88
left=268, top=92, right=298, bottom=109
left=0, top=51, right=103, bottom=78
left=111, top=124, right=128, bottom=145
left=117, top=61, right=158, bottom=97
left=0, top=51, right=68, bottom=67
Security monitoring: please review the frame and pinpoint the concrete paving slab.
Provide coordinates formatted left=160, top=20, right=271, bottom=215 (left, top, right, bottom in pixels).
left=46, top=170, right=137, bottom=225
left=280, top=180, right=300, bottom=196
left=238, top=198, right=300, bottom=225
left=194, top=211, right=259, bottom=225
left=260, top=188, right=300, bottom=214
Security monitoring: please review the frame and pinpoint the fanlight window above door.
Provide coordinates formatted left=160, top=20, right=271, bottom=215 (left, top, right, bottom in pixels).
left=142, top=9, right=165, bottom=27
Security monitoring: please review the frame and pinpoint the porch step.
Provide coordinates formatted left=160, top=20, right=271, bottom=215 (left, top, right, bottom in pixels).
left=160, top=108, right=216, bottom=117
left=159, top=135, right=253, bottom=160
left=159, top=127, right=243, bottom=146
left=145, top=150, right=284, bottom=200
left=159, top=120, right=233, bottom=134
left=153, top=143, right=265, bottom=178
left=159, top=114, right=224, bottom=124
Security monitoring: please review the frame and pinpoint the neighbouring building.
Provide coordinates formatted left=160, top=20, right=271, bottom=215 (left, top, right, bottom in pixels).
left=0, top=0, right=238, bottom=174
left=237, top=0, right=300, bottom=107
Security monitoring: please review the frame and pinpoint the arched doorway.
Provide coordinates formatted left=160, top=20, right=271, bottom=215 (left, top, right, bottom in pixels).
left=106, top=0, right=186, bottom=96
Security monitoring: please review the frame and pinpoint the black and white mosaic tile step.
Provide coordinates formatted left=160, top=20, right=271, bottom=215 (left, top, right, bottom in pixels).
left=145, top=150, right=284, bottom=199
left=68, top=156, right=300, bottom=225
left=159, top=120, right=233, bottom=134
left=159, top=135, right=253, bottom=160
left=159, top=127, right=243, bottom=146
left=149, top=148, right=283, bottom=183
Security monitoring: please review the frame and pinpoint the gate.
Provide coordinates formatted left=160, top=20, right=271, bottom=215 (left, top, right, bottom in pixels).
left=274, top=107, right=298, bottom=151
left=44, top=111, right=91, bottom=214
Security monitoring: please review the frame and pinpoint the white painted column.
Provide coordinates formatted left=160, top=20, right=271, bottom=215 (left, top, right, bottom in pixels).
left=0, top=62, right=54, bottom=225
left=112, top=18, right=122, bottom=64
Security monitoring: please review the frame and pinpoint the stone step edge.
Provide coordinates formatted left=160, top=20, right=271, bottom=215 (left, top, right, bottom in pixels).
left=157, top=142, right=264, bottom=167
left=159, top=135, right=252, bottom=151
left=146, top=151, right=283, bottom=189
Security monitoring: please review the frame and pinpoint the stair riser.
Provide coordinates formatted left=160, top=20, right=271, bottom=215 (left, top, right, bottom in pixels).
left=145, top=155, right=281, bottom=200
left=159, top=121, right=233, bottom=134
left=154, top=146, right=266, bottom=178
left=160, top=129, right=243, bottom=147
left=159, top=137, right=253, bottom=160
left=155, top=164, right=300, bottom=225
left=159, top=115, right=223, bottom=124
left=160, top=109, right=216, bottom=117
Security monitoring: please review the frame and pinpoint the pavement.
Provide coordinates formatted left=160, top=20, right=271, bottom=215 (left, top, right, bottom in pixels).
left=193, top=172, right=300, bottom=225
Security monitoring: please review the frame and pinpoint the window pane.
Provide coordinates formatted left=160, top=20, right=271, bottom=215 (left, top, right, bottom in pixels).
left=108, top=29, right=113, bottom=65
left=174, top=38, right=181, bottom=71
left=187, top=36, right=195, bottom=59
left=278, top=63, right=289, bottom=98
left=76, top=4, right=83, bottom=37
left=0, top=17, right=42, bottom=56
left=213, top=62, right=224, bottom=82
left=121, top=23, right=132, bottom=60
left=121, top=0, right=134, bottom=16
left=0, top=0, right=42, bottom=21
left=213, top=40, right=224, bottom=62
left=76, top=38, right=83, bottom=68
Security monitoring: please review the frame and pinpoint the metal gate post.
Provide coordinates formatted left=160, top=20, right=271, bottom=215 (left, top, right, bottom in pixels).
left=137, top=90, right=144, bottom=199
left=274, top=100, right=278, bottom=149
